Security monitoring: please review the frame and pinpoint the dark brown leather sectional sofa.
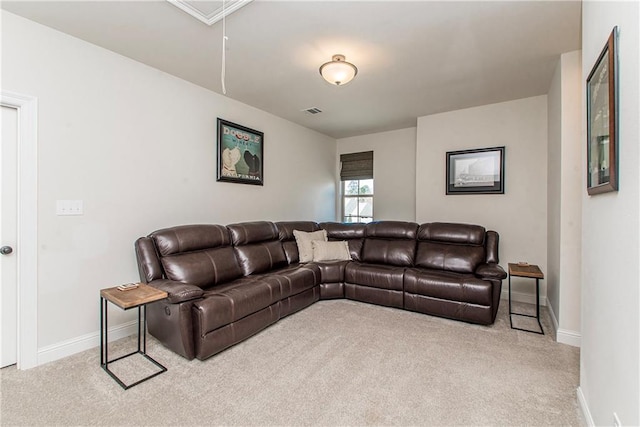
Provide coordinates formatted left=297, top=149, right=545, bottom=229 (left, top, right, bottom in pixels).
left=135, top=220, right=507, bottom=361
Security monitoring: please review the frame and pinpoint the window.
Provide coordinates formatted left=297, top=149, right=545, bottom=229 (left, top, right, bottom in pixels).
left=342, top=179, right=373, bottom=223
left=340, top=151, right=373, bottom=223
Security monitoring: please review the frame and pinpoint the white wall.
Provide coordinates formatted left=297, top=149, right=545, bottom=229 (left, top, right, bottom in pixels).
left=416, top=96, right=548, bottom=304
left=2, top=12, right=336, bottom=361
left=579, top=2, right=640, bottom=425
left=336, top=127, right=416, bottom=222
left=547, top=50, right=582, bottom=347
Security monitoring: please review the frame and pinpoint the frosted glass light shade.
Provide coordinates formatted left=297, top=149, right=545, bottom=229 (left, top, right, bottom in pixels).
left=319, top=55, right=358, bottom=86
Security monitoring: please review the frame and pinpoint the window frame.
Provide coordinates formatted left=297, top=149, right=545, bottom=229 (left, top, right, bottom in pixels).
left=341, top=178, right=374, bottom=223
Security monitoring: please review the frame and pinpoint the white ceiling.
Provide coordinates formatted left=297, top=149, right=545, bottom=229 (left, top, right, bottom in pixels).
left=2, top=0, right=582, bottom=139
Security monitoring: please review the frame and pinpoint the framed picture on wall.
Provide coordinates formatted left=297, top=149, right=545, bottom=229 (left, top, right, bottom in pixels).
left=216, top=118, right=264, bottom=186
left=586, top=26, right=618, bottom=195
left=446, top=146, right=505, bottom=195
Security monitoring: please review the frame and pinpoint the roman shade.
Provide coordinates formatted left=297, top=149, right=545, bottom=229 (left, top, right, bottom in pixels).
left=340, top=151, right=373, bottom=181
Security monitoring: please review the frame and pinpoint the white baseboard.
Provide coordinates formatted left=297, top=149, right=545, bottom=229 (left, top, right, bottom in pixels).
left=501, top=289, right=547, bottom=306
left=556, top=329, right=581, bottom=347
left=577, top=386, right=595, bottom=426
left=37, top=320, right=137, bottom=366
left=544, top=297, right=581, bottom=348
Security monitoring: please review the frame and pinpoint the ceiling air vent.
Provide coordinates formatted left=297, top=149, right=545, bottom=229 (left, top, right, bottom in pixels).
left=302, top=107, right=322, bottom=115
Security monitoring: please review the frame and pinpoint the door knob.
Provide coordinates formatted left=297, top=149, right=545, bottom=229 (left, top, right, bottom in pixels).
left=0, top=246, right=13, bottom=255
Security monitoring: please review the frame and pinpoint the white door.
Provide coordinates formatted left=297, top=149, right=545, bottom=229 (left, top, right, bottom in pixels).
left=1, top=105, right=19, bottom=368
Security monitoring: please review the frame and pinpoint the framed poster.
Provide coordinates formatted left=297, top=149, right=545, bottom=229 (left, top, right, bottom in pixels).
left=586, top=27, right=618, bottom=195
left=217, top=118, right=264, bottom=186
left=446, top=146, right=505, bottom=195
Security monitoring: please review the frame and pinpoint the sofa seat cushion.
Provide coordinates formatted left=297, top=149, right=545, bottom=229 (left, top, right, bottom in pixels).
left=257, top=264, right=320, bottom=298
left=195, top=278, right=282, bottom=334
left=345, top=262, right=405, bottom=291
left=404, top=268, right=492, bottom=306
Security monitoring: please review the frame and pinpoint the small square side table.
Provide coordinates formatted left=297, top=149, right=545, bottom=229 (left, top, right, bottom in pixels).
left=508, top=263, right=544, bottom=335
left=100, top=283, right=168, bottom=389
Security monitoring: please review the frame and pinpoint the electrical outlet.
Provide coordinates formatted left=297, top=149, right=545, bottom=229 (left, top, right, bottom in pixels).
left=613, top=412, right=621, bottom=427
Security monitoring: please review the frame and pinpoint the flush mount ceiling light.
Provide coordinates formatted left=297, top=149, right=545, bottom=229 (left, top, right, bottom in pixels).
left=319, top=54, right=358, bottom=86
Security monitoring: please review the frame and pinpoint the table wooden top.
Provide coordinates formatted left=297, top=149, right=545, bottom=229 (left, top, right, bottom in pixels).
left=100, top=283, right=167, bottom=310
left=508, top=263, right=544, bottom=279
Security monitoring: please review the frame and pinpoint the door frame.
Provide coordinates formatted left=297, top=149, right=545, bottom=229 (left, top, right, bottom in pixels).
left=1, top=91, right=38, bottom=370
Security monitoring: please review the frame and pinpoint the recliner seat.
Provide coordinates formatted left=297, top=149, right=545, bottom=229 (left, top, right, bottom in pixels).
left=344, top=221, right=418, bottom=309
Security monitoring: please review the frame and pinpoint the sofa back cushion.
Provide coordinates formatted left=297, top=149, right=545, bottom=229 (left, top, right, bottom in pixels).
left=320, top=222, right=366, bottom=262
left=417, top=222, right=485, bottom=245
left=415, top=223, right=486, bottom=273
left=228, top=221, right=279, bottom=245
left=276, top=221, right=320, bottom=264
left=361, top=221, right=418, bottom=267
left=161, top=248, right=242, bottom=288
left=151, top=224, right=231, bottom=256
left=150, top=224, right=243, bottom=288
left=227, top=221, right=288, bottom=275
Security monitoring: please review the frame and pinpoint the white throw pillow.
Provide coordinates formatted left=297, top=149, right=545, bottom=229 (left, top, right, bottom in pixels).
left=293, top=229, right=327, bottom=263
left=311, top=240, right=352, bottom=262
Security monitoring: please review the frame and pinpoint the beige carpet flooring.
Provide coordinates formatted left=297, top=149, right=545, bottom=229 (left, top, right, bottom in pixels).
left=1, top=299, right=583, bottom=426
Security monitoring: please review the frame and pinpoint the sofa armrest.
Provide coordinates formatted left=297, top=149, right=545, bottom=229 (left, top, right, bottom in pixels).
left=475, top=263, right=507, bottom=280
left=148, top=279, right=204, bottom=304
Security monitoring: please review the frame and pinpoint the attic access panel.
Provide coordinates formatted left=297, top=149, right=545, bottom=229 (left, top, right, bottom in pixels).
left=167, top=0, right=254, bottom=25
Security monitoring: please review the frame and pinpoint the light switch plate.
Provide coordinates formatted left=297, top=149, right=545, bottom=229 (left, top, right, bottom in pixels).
left=56, top=200, right=83, bottom=216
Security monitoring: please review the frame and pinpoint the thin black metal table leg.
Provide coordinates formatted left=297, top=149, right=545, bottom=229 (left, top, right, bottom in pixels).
left=508, top=273, right=513, bottom=328
left=100, top=297, right=109, bottom=368
left=536, top=278, right=544, bottom=334
left=100, top=297, right=104, bottom=366
left=142, top=305, right=147, bottom=354
left=137, top=306, right=142, bottom=353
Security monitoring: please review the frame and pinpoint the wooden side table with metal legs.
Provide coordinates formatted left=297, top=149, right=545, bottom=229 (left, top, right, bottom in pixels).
left=508, top=263, right=544, bottom=335
left=100, top=284, right=168, bottom=389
